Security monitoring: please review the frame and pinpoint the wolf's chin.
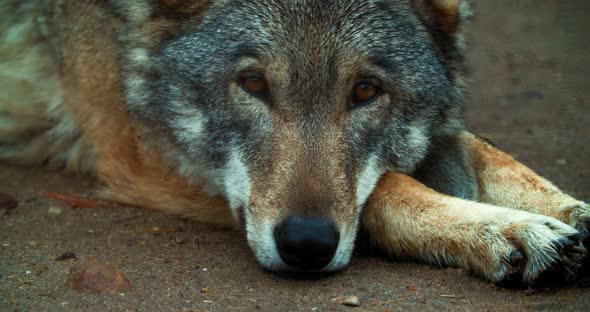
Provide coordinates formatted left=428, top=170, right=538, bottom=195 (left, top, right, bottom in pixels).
left=320, top=219, right=358, bottom=272
left=245, top=215, right=288, bottom=271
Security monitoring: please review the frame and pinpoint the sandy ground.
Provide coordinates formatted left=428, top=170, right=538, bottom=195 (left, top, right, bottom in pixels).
left=1, top=0, right=590, bottom=311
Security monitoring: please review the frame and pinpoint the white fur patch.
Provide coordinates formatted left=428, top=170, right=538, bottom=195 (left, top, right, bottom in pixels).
left=173, top=106, right=206, bottom=143
left=322, top=220, right=358, bottom=272
left=245, top=216, right=286, bottom=271
left=130, top=48, right=149, bottom=64
left=125, top=1, right=153, bottom=24
left=125, top=75, right=147, bottom=105
left=356, top=155, right=385, bottom=207
left=394, top=122, right=430, bottom=174
left=223, top=149, right=251, bottom=220
left=407, top=123, right=428, bottom=150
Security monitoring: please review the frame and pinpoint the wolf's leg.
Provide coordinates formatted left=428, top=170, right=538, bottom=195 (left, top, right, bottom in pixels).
left=362, top=172, right=586, bottom=284
left=463, top=132, right=589, bottom=231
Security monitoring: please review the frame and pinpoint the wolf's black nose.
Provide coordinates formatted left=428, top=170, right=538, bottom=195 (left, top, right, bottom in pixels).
left=274, top=216, right=340, bottom=271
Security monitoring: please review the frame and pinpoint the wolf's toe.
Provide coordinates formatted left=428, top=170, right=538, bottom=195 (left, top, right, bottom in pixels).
left=560, top=241, right=585, bottom=275
left=551, top=237, right=575, bottom=252
left=497, top=250, right=525, bottom=286
left=506, top=250, right=525, bottom=267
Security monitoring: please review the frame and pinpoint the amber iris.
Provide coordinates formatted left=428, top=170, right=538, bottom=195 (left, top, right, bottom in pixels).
left=353, top=82, right=379, bottom=105
left=242, top=76, right=267, bottom=95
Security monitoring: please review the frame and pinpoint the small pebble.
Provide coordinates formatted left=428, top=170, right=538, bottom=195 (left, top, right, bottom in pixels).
left=555, top=159, right=567, bottom=165
left=332, top=295, right=360, bottom=307
left=174, top=236, right=185, bottom=244
left=201, top=288, right=209, bottom=294
left=525, top=90, right=544, bottom=100
left=67, top=258, right=132, bottom=294
left=48, top=206, right=63, bottom=215
left=36, top=264, right=49, bottom=276
left=0, top=192, right=18, bottom=210
left=56, top=251, right=77, bottom=261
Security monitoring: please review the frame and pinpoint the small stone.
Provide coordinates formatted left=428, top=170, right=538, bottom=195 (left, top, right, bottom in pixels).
left=0, top=193, right=18, bottom=210
left=555, top=159, right=567, bottom=165
left=56, top=251, right=77, bottom=261
left=332, top=295, right=360, bottom=307
left=201, top=288, right=209, bottom=294
left=48, top=206, right=63, bottom=215
left=67, top=258, right=132, bottom=294
left=174, top=236, right=185, bottom=244
left=525, top=90, right=544, bottom=100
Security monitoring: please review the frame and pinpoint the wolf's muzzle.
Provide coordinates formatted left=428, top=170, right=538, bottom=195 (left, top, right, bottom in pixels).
left=273, top=216, right=340, bottom=271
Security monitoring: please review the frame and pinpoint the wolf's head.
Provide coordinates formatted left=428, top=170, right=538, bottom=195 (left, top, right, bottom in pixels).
left=115, top=0, right=469, bottom=272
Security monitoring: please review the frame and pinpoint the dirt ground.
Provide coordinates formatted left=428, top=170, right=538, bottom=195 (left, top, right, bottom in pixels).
left=1, top=0, right=590, bottom=311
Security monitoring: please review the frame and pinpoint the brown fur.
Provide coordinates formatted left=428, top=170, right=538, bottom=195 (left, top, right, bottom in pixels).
left=363, top=131, right=588, bottom=283
left=48, top=2, right=232, bottom=225
left=465, top=132, right=587, bottom=226
left=433, top=0, right=460, bottom=33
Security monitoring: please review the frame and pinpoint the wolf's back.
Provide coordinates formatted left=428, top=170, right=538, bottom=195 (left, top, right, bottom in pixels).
left=0, top=0, right=90, bottom=171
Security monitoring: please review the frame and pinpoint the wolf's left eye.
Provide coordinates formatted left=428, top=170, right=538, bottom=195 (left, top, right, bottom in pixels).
left=239, top=76, right=268, bottom=98
left=352, top=81, right=381, bottom=108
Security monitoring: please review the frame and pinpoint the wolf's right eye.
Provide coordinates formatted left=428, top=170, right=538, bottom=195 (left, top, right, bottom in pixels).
left=239, top=76, right=269, bottom=98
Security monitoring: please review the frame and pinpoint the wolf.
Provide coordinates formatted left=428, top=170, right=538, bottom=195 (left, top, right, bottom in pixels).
left=1, top=0, right=588, bottom=285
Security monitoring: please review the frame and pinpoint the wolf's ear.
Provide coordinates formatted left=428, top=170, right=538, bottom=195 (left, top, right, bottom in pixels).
left=413, top=0, right=472, bottom=34
left=412, top=0, right=471, bottom=70
left=414, top=0, right=468, bottom=34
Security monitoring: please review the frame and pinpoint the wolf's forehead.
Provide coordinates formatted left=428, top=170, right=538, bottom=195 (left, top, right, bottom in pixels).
left=207, top=0, right=416, bottom=51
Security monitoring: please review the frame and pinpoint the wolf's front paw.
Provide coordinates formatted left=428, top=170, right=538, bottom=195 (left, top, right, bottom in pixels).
left=477, top=214, right=586, bottom=285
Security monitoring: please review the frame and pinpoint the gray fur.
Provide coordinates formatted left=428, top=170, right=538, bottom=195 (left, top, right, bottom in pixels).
left=120, top=0, right=467, bottom=194
left=413, top=135, right=477, bottom=200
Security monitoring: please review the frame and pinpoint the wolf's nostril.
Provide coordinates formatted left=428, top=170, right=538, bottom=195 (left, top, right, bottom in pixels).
left=274, top=216, right=340, bottom=271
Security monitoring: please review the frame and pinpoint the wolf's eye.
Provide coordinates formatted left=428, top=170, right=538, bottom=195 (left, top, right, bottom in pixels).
left=352, top=81, right=380, bottom=107
left=240, top=76, right=268, bottom=97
